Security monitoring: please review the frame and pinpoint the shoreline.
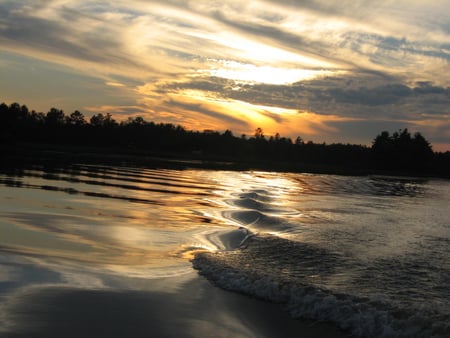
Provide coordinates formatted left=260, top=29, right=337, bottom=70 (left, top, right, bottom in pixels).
left=2, top=271, right=351, bottom=338
left=2, top=141, right=449, bottom=179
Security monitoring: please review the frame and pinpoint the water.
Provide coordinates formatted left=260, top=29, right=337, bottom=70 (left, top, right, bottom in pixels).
left=0, top=165, right=449, bottom=337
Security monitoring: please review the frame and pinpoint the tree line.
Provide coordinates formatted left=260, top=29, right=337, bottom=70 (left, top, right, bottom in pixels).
left=1, top=102, right=449, bottom=176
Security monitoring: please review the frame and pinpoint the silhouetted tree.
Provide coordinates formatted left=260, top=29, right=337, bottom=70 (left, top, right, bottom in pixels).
left=67, top=110, right=86, bottom=126
left=295, top=136, right=304, bottom=145
left=223, top=130, right=233, bottom=138
left=122, top=116, right=147, bottom=126
left=46, top=108, right=65, bottom=127
left=30, top=110, right=46, bottom=125
left=90, top=113, right=117, bottom=127
left=372, top=128, right=433, bottom=172
left=2, top=101, right=446, bottom=177
left=0, top=102, right=8, bottom=115
left=254, top=127, right=264, bottom=139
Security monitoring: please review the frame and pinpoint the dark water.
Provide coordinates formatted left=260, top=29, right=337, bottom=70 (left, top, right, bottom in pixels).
left=0, top=165, right=449, bottom=337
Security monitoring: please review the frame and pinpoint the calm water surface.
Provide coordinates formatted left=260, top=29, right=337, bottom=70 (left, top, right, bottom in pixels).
left=0, top=165, right=449, bottom=337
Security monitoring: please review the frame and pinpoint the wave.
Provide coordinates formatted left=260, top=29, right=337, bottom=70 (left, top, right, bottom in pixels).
left=0, top=165, right=216, bottom=205
left=192, top=234, right=449, bottom=338
left=288, top=174, right=428, bottom=198
left=221, top=189, right=301, bottom=234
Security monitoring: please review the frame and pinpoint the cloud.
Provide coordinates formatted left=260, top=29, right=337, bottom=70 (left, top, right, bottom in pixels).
left=84, top=105, right=144, bottom=117
left=1, top=0, right=450, bottom=149
left=0, top=1, right=202, bottom=78
left=105, top=82, right=126, bottom=88
left=164, top=99, right=251, bottom=128
left=147, top=71, right=450, bottom=146
left=326, top=84, right=413, bottom=106
left=1, top=0, right=449, bottom=84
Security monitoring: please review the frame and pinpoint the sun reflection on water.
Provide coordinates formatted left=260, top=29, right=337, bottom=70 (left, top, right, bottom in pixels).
left=2, top=166, right=445, bottom=288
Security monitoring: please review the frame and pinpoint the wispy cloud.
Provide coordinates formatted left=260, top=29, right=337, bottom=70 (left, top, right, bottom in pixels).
left=1, top=0, right=449, bottom=149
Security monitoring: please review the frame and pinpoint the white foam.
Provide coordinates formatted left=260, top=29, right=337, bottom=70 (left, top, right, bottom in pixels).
left=193, top=248, right=449, bottom=338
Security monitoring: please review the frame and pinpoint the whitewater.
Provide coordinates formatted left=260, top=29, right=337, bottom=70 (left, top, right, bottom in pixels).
left=192, top=173, right=450, bottom=337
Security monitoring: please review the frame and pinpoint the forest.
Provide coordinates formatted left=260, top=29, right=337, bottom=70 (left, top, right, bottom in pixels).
left=1, top=102, right=449, bottom=177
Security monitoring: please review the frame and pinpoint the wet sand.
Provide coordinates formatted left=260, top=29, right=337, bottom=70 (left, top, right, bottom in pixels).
left=1, top=272, right=351, bottom=338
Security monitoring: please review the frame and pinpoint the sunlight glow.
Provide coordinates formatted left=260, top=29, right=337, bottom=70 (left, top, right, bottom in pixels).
left=177, top=89, right=299, bottom=125
left=105, top=81, right=125, bottom=87
left=205, top=60, right=335, bottom=85
left=188, top=29, right=335, bottom=69
left=135, top=79, right=360, bottom=139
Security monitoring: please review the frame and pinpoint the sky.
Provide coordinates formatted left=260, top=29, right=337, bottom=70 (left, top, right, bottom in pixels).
left=1, top=1, right=449, bottom=151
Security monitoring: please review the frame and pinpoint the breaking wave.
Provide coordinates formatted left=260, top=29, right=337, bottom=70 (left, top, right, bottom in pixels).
left=193, top=234, right=449, bottom=338
left=192, top=181, right=450, bottom=338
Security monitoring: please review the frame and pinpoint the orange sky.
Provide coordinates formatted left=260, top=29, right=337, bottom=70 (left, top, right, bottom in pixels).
left=1, top=1, right=449, bottom=150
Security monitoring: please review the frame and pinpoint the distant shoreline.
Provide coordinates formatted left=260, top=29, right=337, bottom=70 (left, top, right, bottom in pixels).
left=2, top=102, right=449, bottom=178
left=2, top=141, right=449, bottom=179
